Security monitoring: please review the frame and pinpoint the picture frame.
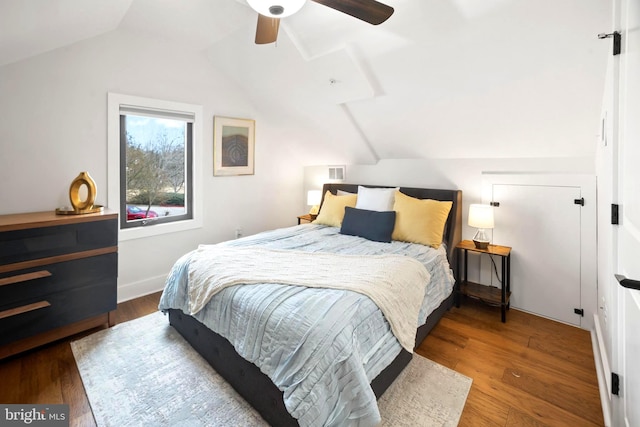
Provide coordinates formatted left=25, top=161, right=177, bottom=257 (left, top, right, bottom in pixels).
left=213, top=116, right=255, bottom=176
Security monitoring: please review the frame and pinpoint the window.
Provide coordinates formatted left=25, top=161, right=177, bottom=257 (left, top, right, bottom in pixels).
left=108, top=94, right=202, bottom=240
left=119, top=108, right=193, bottom=229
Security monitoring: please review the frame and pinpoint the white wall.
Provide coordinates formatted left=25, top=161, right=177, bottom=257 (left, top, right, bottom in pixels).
left=0, top=28, right=305, bottom=301
left=305, top=156, right=594, bottom=235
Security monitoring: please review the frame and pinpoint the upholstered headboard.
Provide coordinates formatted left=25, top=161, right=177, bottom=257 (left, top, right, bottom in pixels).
left=320, top=183, right=463, bottom=274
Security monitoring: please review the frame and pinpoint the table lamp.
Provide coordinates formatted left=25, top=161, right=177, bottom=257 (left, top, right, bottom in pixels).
left=468, top=204, right=494, bottom=249
left=307, top=190, right=322, bottom=216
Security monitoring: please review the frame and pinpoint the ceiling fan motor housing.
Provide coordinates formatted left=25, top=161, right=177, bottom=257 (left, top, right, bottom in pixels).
left=269, top=5, right=284, bottom=15
left=247, top=0, right=306, bottom=18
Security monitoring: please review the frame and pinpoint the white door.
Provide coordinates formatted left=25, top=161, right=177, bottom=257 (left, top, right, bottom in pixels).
left=483, top=173, right=597, bottom=330
left=611, top=0, right=640, bottom=424
left=491, top=184, right=583, bottom=326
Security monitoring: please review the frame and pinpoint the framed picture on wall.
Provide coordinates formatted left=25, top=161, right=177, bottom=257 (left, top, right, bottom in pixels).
left=213, top=116, right=255, bottom=176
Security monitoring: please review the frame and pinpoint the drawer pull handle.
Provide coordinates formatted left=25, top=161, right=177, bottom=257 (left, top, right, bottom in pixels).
left=0, top=301, right=51, bottom=320
left=0, top=270, right=52, bottom=287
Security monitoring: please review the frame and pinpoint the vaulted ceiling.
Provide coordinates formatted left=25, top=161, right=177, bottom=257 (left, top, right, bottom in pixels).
left=0, top=0, right=611, bottom=164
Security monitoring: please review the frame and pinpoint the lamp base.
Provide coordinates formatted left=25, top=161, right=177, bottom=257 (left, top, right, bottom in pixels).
left=472, top=228, right=491, bottom=249
left=473, top=239, right=490, bottom=249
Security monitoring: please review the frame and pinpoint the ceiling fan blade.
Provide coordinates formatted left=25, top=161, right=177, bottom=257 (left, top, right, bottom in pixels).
left=311, top=0, right=393, bottom=25
left=255, top=14, right=280, bottom=44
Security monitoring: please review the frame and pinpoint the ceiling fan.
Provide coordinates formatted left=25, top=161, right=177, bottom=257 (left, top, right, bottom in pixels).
left=247, top=0, right=394, bottom=44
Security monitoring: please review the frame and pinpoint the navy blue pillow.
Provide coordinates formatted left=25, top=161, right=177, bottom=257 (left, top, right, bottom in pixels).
left=340, top=207, right=396, bottom=243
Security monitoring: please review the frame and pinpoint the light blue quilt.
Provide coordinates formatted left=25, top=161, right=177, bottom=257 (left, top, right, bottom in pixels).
left=158, top=224, right=454, bottom=426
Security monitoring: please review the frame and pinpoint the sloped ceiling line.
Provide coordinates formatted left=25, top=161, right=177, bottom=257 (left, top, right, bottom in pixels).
left=281, top=22, right=315, bottom=61
left=0, top=0, right=134, bottom=67
left=340, top=103, right=380, bottom=163
left=305, top=44, right=382, bottom=162
left=345, top=43, right=384, bottom=98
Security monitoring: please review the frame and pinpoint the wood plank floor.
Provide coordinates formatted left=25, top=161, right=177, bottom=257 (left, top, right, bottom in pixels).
left=0, top=292, right=604, bottom=427
left=0, top=292, right=161, bottom=427
left=416, top=298, right=604, bottom=427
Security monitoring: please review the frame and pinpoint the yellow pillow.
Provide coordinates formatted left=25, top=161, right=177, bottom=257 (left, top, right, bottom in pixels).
left=313, top=191, right=357, bottom=227
left=391, top=191, right=453, bottom=248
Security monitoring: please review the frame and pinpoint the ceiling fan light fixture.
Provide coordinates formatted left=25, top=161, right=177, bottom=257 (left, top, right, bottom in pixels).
left=247, top=0, right=306, bottom=18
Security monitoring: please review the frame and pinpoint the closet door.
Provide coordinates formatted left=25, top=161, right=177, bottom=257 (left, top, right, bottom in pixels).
left=483, top=173, right=597, bottom=330
left=491, top=184, right=582, bottom=326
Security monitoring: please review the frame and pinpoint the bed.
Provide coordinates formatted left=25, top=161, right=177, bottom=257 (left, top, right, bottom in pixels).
left=158, top=183, right=462, bottom=426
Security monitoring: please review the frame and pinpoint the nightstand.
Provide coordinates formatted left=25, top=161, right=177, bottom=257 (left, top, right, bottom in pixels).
left=297, top=214, right=315, bottom=224
left=455, top=240, right=512, bottom=322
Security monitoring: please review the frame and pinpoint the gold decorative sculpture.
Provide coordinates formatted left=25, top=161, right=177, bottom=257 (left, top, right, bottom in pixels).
left=55, top=171, right=104, bottom=215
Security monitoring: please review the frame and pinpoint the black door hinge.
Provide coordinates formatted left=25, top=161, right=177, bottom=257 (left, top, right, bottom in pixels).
left=598, top=31, right=621, bottom=56
left=612, top=372, right=620, bottom=395
left=574, top=308, right=584, bottom=316
left=490, top=201, right=500, bottom=207
left=574, top=198, right=584, bottom=206
left=612, top=204, right=619, bottom=225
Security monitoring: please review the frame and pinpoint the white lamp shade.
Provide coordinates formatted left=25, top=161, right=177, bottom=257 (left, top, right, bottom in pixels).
left=247, top=0, right=306, bottom=18
left=307, top=190, right=322, bottom=206
left=468, top=204, right=494, bottom=229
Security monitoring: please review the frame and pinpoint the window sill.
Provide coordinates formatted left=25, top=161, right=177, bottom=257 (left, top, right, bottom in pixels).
left=117, top=216, right=203, bottom=241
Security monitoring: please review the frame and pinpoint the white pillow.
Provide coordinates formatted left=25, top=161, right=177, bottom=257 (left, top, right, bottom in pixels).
left=355, top=186, right=399, bottom=211
left=337, top=189, right=356, bottom=196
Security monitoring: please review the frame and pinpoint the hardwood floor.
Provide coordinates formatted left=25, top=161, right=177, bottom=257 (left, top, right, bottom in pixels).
left=417, top=298, right=604, bottom=427
left=0, top=292, right=603, bottom=427
left=0, top=292, right=161, bottom=427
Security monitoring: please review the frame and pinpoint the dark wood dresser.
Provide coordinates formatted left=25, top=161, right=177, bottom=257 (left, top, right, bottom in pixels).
left=0, top=210, right=118, bottom=359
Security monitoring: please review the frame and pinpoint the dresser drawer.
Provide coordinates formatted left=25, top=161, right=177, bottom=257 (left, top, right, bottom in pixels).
left=0, top=278, right=116, bottom=346
left=0, top=218, right=117, bottom=266
left=0, top=253, right=117, bottom=308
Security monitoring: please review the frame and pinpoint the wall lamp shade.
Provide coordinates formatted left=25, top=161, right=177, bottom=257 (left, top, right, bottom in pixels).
left=468, top=204, right=494, bottom=249
left=247, top=0, right=306, bottom=18
left=307, top=190, right=322, bottom=215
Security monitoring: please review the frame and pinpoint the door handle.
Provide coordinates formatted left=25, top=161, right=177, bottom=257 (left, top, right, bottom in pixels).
left=615, top=274, right=640, bottom=290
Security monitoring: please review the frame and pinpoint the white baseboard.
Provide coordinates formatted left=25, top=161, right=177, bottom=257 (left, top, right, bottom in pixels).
left=117, top=274, right=167, bottom=303
left=592, top=314, right=612, bottom=427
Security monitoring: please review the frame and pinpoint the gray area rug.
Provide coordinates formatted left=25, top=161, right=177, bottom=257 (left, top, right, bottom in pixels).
left=71, top=312, right=471, bottom=426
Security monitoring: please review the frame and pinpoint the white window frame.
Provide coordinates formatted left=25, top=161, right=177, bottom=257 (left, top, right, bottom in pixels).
left=107, top=93, right=203, bottom=241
